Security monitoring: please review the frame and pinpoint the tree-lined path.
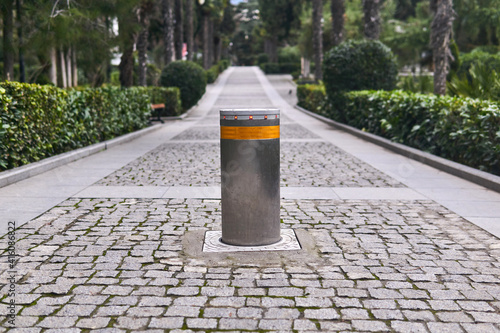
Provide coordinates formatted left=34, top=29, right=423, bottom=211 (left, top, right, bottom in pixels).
left=1, top=68, right=500, bottom=331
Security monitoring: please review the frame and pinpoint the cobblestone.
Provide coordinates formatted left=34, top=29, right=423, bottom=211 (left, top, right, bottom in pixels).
left=2, top=70, right=500, bottom=332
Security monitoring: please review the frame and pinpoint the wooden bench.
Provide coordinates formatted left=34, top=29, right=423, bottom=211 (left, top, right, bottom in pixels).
left=151, top=103, right=165, bottom=123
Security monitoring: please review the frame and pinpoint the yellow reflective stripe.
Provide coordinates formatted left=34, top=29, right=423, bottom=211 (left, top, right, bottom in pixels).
left=221, top=126, right=280, bottom=140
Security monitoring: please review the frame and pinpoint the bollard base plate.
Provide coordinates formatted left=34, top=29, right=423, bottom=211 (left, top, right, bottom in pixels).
left=203, top=229, right=301, bottom=253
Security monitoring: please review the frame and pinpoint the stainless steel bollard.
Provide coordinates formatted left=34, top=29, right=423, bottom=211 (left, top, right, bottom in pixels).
left=220, top=109, right=280, bottom=246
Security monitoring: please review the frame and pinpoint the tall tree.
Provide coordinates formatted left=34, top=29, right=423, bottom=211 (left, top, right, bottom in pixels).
left=175, top=0, right=184, bottom=60
left=186, top=0, right=194, bottom=60
left=16, top=0, right=25, bottom=82
left=138, top=0, right=154, bottom=86
left=330, top=0, right=345, bottom=45
left=363, top=0, right=382, bottom=39
left=2, top=0, right=15, bottom=80
left=312, top=0, right=323, bottom=80
left=431, top=0, right=455, bottom=95
left=118, top=9, right=137, bottom=87
left=162, top=0, right=175, bottom=65
left=258, top=0, right=303, bottom=62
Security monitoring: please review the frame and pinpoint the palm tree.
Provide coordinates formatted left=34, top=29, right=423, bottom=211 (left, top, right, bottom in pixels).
left=138, top=0, right=154, bottom=86
left=186, top=0, right=194, bottom=61
left=162, top=0, right=175, bottom=65
left=2, top=0, right=15, bottom=80
left=330, top=0, right=344, bottom=46
left=431, top=0, right=455, bottom=95
left=175, top=0, right=184, bottom=60
left=363, top=0, right=382, bottom=39
left=312, top=0, right=323, bottom=80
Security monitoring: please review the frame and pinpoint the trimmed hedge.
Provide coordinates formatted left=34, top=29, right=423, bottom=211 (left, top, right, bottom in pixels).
left=0, top=82, right=177, bottom=171
left=297, top=84, right=326, bottom=115
left=147, top=87, right=182, bottom=116
left=298, top=84, right=500, bottom=176
left=260, top=62, right=301, bottom=74
left=161, top=61, right=207, bottom=110
left=323, top=40, right=398, bottom=95
left=206, top=65, right=220, bottom=84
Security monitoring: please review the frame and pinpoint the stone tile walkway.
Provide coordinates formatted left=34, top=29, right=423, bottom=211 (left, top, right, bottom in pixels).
left=1, top=67, right=500, bottom=332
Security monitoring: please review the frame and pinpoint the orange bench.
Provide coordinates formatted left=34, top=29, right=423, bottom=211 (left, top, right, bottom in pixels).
left=151, top=103, right=165, bottom=123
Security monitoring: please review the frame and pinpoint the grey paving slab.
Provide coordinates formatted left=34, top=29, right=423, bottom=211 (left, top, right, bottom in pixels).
left=75, top=186, right=169, bottom=199
left=332, top=187, right=427, bottom=200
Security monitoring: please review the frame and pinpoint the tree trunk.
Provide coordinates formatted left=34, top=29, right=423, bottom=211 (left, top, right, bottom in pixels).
left=174, top=0, right=183, bottom=60
left=117, top=9, right=137, bottom=88
left=2, top=0, right=15, bottom=81
left=66, top=49, right=72, bottom=87
left=202, top=13, right=211, bottom=69
left=264, top=37, right=278, bottom=63
left=162, top=0, right=175, bottom=65
left=186, top=0, right=194, bottom=61
left=60, top=49, right=67, bottom=88
left=138, top=2, right=150, bottom=86
left=431, top=0, right=454, bottom=95
left=330, top=0, right=345, bottom=46
left=363, top=0, right=382, bottom=39
left=16, top=0, right=25, bottom=82
left=49, top=47, right=57, bottom=85
left=72, top=47, right=78, bottom=87
left=214, top=36, right=221, bottom=63
left=312, top=0, right=323, bottom=81
left=119, top=45, right=134, bottom=87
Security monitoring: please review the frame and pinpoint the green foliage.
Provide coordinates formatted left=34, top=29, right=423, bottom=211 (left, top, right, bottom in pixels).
left=278, top=46, right=301, bottom=64
left=160, top=61, right=207, bottom=110
left=322, top=90, right=500, bottom=175
left=147, top=87, right=182, bottom=116
left=257, top=53, right=270, bottom=65
left=397, top=75, right=434, bottom=94
left=297, top=84, right=327, bottom=115
left=448, top=64, right=500, bottom=101
left=258, top=0, right=303, bottom=41
left=260, top=63, right=301, bottom=74
left=219, top=59, right=230, bottom=71
left=323, top=40, right=398, bottom=96
left=0, top=82, right=151, bottom=171
left=456, top=51, right=500, bottom=79
left=206, top=65, right=220, bottom=84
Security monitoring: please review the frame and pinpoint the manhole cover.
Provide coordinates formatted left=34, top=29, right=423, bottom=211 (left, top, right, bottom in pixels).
left=203, top=229, right=302, bottom=253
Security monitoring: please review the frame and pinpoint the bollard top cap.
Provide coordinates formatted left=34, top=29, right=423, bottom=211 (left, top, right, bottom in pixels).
left=220, top=108, right=279, bottom=117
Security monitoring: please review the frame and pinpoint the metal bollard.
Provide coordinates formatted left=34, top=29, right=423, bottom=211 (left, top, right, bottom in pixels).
left=220, top=109, right=281, bottom=246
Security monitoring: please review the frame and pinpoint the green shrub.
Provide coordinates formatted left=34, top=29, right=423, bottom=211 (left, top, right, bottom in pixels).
left=0, top=83, right=151, bottom=171
left=0, top=83, right=68, bottom=169
left=160, top=60, right=207, bottom=110
left=457, top=51, right=500, bottom=79
left=323, top=40, right=398, bottom=95
left=257, top=53, right=269, bottom=65
left=397, top=75, right=434, bottom=94
left=323, top=90, right=500, bottom=175
left=206, top=64, right=220, bottom=84
left=297, top=84, right=327, bottom=115
left=448, top=63, right=500, bottom=101
left=219, top=59, right=230, bottom=71
left=278, top=46, right=301, bottom=64
left=260, top=62, right=301, bottom=74
left=147, top=87, right=182, bottom=116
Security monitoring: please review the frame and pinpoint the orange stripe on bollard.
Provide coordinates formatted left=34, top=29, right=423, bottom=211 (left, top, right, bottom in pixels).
left=221, top=126, right=280, bottom=140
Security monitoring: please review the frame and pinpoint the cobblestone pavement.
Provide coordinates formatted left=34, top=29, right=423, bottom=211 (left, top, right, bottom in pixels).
left=98, top=69, right=403, bottom=188
left=1, top=198, right=500, bottom=332
left=1, top=68, right=499, bottom=332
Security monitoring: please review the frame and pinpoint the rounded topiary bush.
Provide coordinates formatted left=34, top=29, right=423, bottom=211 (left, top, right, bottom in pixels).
left=160, top=61, right=207, bottom=110
left=323, top=40, right=398, bottom=95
